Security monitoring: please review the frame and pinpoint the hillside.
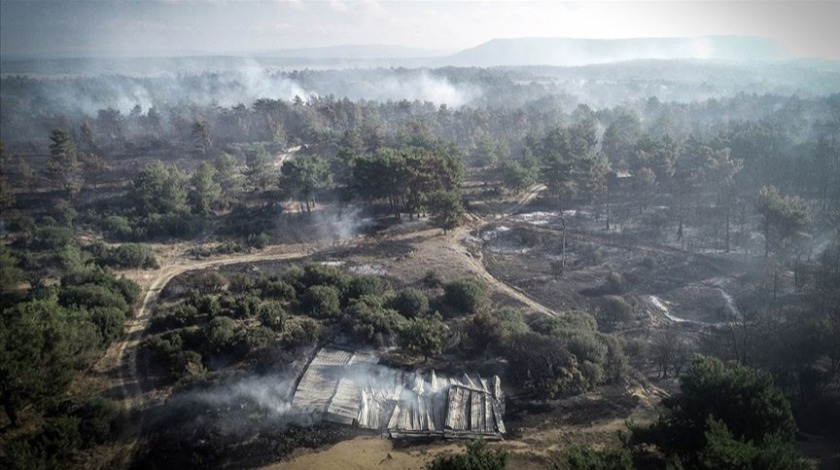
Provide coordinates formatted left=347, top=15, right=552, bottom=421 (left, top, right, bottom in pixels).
left=445, top=36, right=789, bottom=67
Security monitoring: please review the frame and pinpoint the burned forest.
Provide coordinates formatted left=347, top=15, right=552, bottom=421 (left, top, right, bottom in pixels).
left=2, top=2, right=840, bottom=470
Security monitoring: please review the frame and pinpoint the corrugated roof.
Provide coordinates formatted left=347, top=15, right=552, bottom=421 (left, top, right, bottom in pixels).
left=291, top=348, right=505, bottom=438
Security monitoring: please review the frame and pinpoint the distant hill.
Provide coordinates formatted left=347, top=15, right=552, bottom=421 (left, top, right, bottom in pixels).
left=444, top=36, right=789, bottom=67
left=258, top=44, right=450, bottom=60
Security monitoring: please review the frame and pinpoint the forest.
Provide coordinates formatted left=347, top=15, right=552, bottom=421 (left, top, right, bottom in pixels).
left=1, top=60, right=839, bottom=470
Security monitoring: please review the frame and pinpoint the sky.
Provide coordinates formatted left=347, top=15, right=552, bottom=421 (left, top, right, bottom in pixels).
left=1, top=0, right=838, bottom=60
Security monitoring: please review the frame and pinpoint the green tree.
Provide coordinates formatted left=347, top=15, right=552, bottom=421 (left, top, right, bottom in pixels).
left=428, top=190, right=464, bottom=234
left=244, top=146, right=273, bottom=192
left=189, top=162, right=223, bottom=215
left=392, top=287, right=429, bottom=318
left=601, top=107, right=641, bottom=168
left=501, top=159, right=538, bottom=194
left=281, top=155, right=332, bottom=212
left=214, top=152, right=241, bottom=204
left=133, top=160, right=189, bottom=216
left=191, top=119, right=212, bottom=159
left=1, top=297, right=74, bottom=426
left=300, top=285, right=341, bottom=318
left=628, top=356, right=801, bottom=466
left=444, top=277, right=487, bottom=315
left=756, top=186, right=811, bottom=258
left=539, top=127, right=578, bottom=212
left=46, top=128, right=82, bottom=198
left=697, top=417, right=812, bottom=470
left=0, top=142, right=14, bottom=210
left=398, top=312, right=445, bottom=361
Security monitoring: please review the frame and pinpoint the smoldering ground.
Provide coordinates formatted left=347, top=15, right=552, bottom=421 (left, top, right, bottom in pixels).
left=135, top=371, right=359, bottom=469
left=134, top=358, right=434, bottom=469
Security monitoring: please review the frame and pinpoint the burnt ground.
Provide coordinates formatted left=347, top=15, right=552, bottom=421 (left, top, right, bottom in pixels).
left=124, top=186, right=837, bottom=469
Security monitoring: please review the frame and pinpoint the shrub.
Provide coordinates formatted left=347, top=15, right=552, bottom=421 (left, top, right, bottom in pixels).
left=599, top=296, right=634, bottom=325
left=150, top=304, right=198, bottom=332
left=171, top=350, right=206, bottom=379
left=426, top=440, right=506, bottom=470
left=470, top=307, right=530, bottom=353
left=258, top=301, right=287, bottom=331
left=344, top=295, right=406, bottom=346
left=398, top=312, right=446, bottom=361
left=503, top=332, right=582, bottom=397
left=300, top=285, right=341, bottom=318
left=232, top=294, right=261, bottom=318
left=604, top=271, right=626, bottom=294
left=443, top=277, right=487, bottom=315
left=100, top=243, right=159, bottom=269
left=72, top=397, right=119, bottom=448
left=297, top=263, right=348, bottom=292
left=235, top=326, right=276, bottom=357
left=205, top=316, right=238, bottom=354
left=422, top=269, right=443, bottom=288
left=392, top=287, right=429, bottom=318
left=227, top=272, right=260, bottom=295
left=563, top=445, right=633, bottom=470
left=345, top=275, right=387, bottom=302
left=260, top=279, right=296, bottom=302
left=529, top=311, right=598, bottom=336
left=192, top=294, right=221, bottom=317
left=103, top=215, right=134, bottom=240
left=31, top=225, right=75, bottom=251
left=89, top=306, right=126, bottom=344
left=59, top=284, right=129, bottom=312
left=282, top=317, right=320, bottom=348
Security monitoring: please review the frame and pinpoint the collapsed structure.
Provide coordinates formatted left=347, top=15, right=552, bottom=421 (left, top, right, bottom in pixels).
left=291, top=348, right=506, bottom=439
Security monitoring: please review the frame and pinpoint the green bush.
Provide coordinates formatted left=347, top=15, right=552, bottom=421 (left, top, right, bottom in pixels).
left=191, top=294, right=221, bottom=317
left=345, top=275, right=388, bottom=302
left=103, top=215, right=134, bottom=240
left=599, top=296, right=634, bottom=325
left=227, top=272, right=260, bottom=295
left=426, top=440, right=506, bottom=470
left=72, top=397, right=119, bottom=448
left=205, top=316, right=238, bottom=354
left=628, top=356, right=802, bottom=467
left=443, top=277, right=487, bottom=315
left=258, top=301, right=287, bottom=331
left=529, top=311, right=598, bottom=336
left=503, top=332, right=583, bottom=397
left=300, top=285, right=341, bottom=318
left=235, top=325, right=276, bottom=356
left=150, top=304, right=198, bottom=332
left=470, top=307, right=530, bottom=353
left=343, top=295, right=406, bottom=346
left=232, top=294, right=261, bottom=318
left=297, top=263, right=348, bottom=292
left=31, top=225, right=75, bottom=251
left=59, top=284, right=129, bottom=312
left=392, top=287, right=429, bottom=318
left=99, top=243, right=159, bottom=269
left=260, top=279, right=296, bottom=302
left=171, top=350, right=206, bottom=379
left=398, top=312, right=446, bottom=361
left=89, top=306, right=126, bottom=344
left=563, top=445, right=633, bottom=470
left=422, top=269, right=443, bottom=288
left=282, top=316, right=320, bottom=348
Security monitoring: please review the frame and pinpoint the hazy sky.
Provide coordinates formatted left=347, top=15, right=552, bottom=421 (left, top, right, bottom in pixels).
left=1, top=1, right=838, bottom=59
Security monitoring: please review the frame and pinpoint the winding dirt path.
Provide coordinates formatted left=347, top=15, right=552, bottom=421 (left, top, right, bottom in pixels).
left=98, top=245, right=317, bottom=467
